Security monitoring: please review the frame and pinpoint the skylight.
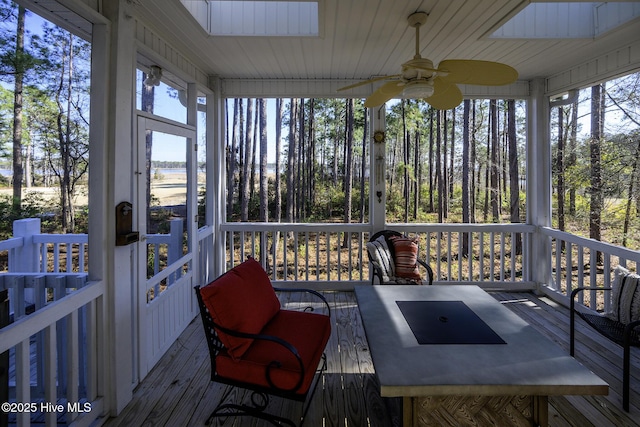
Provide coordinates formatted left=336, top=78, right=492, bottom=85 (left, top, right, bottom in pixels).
left=490, top=2, right=640, bottom=39
left=181, top=1, right=320, bottom=37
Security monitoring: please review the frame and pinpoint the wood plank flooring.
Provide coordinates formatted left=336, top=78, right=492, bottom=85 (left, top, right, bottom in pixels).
left=102, top=290, right=640, bottom=427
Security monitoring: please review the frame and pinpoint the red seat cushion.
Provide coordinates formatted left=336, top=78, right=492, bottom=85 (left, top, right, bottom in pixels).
left=215, top=309, right=331, bottom=395
left=199, top=258, right=281, bottom=360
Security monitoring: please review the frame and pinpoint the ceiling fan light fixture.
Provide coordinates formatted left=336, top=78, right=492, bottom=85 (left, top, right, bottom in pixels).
left=403, top=81, right=434, bottom=99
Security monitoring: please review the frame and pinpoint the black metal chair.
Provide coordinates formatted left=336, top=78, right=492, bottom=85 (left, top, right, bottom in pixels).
left=366, top=230, right=434, bottom=285
left=195, top=258, right=331, bottom=426
left=570, top=286, right=640, bottom=411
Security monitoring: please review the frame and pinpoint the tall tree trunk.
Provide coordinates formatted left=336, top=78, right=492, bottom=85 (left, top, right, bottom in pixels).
left=590, top=84, right=603, bottom=257
left=442, top=110, right=448, bottom=219
left=11, top=5, right=26, bottom=214
left=142, top=74, right=154, bottom=231
left=227, top=99, right=240, bottom=217
left=56, top=32, right=75, bottom=232
left=568, top=99, right=578, bottom=215
left=259, top=99, right=268, bottom=222
left=257, top=99, right=268, bottom=266
left=241, top=99, right=254, bottom=221
left=449, top=109, right=456, bottom=203
left=250, top=104, right=258, bottom=205
left=308, top=99, right=316, bottom=209
left=275, top=99, right=283, bottom=222
left=623, top=138, right=640, bottom=247
left=24, top=141, right=31, bottom=188
left=557, top=106, right=565, bottom=235
left=436, top=110, right=443, bottom=223
left=413, top=129, right=419, bottom=220
left=462, top=100, right=470, bottom=255
left=501, top=105, right=508, bottom=206
left=508, top=100, right=521, bottom=254
left=470, top=101, right=477, bottom=223
left=490, top=100, right=499, bottom=222
left=343, top=99, right=354, bottom=247
left=428, top=109, right=434, bottom=213
left=400, top=101, right=408, bottom=221
left=286, top=99, right=297, bottom=222
left=332, top=102, right=339, bottom=188
left=360, top=107, right=368, bottom=222
left=272, top=99, right=284, bottom=265
left=483, top=128, right=490, bottom=222
left=296, top=99, right=305, bottom=220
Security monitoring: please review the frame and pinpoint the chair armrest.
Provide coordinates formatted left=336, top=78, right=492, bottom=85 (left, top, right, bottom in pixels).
left=570, top=286, right=612, bottom=311
left=624, top=320, right=640, bottom=345
left=416, top=259, right=434, bottom=285
left=211, top=317, right=306, bottom=392
left=369, top=262, right=384, bottom=285
left=273, top=287, right=331, bottom=316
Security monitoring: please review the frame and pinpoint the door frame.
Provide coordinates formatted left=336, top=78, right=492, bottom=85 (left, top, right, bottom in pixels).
left=133, top=113, right=198, bottom=382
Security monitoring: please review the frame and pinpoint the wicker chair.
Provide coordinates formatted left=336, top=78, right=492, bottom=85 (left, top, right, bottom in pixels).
left=366, top=230, right=434, bottom=285
left=570, top=286, right=640, bottom=411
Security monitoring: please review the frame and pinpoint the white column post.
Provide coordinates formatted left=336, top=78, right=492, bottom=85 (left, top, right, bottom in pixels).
left=103, top=0, right=136, bottom=414
left=187, top=83, right=198, bottom=286
left=527, top=78, right=552, bottom=292
left=209, top=77, right=226, bottom=277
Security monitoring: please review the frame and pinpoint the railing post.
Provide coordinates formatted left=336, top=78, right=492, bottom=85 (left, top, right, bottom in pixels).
left=169, top=219, right=183, bottom=284
left=11, top=218, right=41, bottom=318
left=0, top=289, right=8, bottom=427
left=12, top=218, right=41, bottom=272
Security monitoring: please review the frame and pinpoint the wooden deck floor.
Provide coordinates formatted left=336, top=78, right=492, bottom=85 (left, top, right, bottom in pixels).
left=102, top=290, right=640, bottom=427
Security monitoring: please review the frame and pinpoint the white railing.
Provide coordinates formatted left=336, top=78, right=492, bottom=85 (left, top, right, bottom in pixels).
left=0, top=218, right=103, bottom=426
left=0, top=237, right=23, bottom=272
left=146, top=219, right=183, bottom=278
left=0, top=279, right=105, bottom=427
left=197, top=225, right=215, bottom=287
left=540, top=226, right=640, bottom=312
left=3, top=218, right=88, bottom=276
left=3, top=217, right=639, bottom=427
left=388, top=223, right=535, bottom=287
left=145, top=219, right=185, bottom=301
left=33, top=234, right=88, bottom=274
left=220, top=222, right=536, bottom=290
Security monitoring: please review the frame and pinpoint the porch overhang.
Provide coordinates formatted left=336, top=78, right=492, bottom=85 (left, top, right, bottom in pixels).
left=219, top=78, right=532, bottom=99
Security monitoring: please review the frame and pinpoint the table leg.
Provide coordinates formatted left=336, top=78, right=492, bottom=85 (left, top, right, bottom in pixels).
left=403, top=396, right=414, bottom=427
left=533, top=395, right=548, bottom=427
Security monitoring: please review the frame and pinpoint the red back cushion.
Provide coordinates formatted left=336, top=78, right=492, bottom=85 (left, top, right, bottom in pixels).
left=390, top=236, right=421, bottom=280
left=199, top=258, right=281, bottom=360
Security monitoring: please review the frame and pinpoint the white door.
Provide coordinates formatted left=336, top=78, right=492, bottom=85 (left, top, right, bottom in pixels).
left=134, top=115, right=198, bottom=381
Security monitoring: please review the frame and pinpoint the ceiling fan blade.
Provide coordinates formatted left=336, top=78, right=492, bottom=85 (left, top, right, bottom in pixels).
left=364, top=81, right=404, bottom=107
left=424, top=77, right=463, bottom=110
left=437, top=60, right=518, bottom=86
left=337, top=75, right=401, bottom=92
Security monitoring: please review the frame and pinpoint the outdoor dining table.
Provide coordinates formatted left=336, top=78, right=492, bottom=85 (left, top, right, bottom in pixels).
left=354, top=284, right=609, bottom=427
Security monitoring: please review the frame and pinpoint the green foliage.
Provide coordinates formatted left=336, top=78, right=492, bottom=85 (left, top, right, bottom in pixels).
left=309, top=185, right=345, bottom=220
left=0, top=191, right=59, bottom=239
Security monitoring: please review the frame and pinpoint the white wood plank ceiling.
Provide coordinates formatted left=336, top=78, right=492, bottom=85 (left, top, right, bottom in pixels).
left=35, top=0, right=640, bottom=97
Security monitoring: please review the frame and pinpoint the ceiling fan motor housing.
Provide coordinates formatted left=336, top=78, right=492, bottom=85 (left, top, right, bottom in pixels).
left=403, top=80, right=434, bottom=98
left=407, top=11, right=429, bottom=28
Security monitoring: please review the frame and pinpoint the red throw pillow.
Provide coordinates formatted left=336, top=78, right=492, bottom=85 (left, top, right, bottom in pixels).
left=199, top=258, right=281, bottom=360
left=389, top=236, right=421, bottom=280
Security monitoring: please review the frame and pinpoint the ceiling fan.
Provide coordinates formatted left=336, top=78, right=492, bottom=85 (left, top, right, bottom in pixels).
left=338, top=11, right=518, bottom=110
